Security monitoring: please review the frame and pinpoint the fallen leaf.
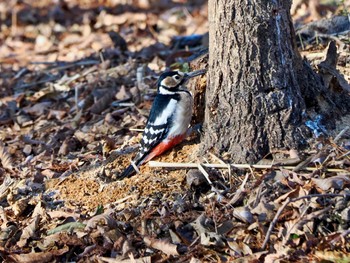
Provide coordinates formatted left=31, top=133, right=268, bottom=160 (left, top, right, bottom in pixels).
left=232, top=206, right=255, bottom=224
left=47, top=222, right=86, bottom=235
left=17, top=215, right=40, bottom=247
left=200, top=232, right=225, bottom=247
left=312, top=175, right=350, bottom=191
left=85, top=212, right=117, bottom=230
left=0, top=141, right=14, bottom=171
left=7, top=247, right=69, bottom=263
left=315, top=250, right=350, bottom=262
left=143, top=236, right=184, bottom=255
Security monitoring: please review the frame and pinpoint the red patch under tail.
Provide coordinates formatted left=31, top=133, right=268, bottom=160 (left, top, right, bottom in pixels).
left=143, top=134, right=186, bottom=163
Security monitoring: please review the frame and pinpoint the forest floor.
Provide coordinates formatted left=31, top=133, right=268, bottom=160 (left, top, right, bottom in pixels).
left=0, top=0, right=350, bottom=262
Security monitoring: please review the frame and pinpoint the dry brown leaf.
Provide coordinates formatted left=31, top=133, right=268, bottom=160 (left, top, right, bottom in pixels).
left=232, top=206, right=254, bottom=224
left=250, top=201, right=275, bottom=222
left=98, top=256, right=152, bottom=263
left=58, top=137, right=81, bottom=156
left=191, top=213, right=215, bottom=236
left=77, top=244, right=97, bottom=259
left=312, top=175, right=350, bottom=191
left=89, top=89, right=117, bottom=114
left=85, top=212, right=117, bottom=230
left=17, top=215, right=40, bottom=247
left=189, top=258, right=202, bottom=263
left=47, top=110, right=67, bottom=120
left=143, top=236, right=182, bottom=256
left=0, top=140, right=14, bottom=171
left=7, top=247, right=69, bottom=263
left=274, top=186, right=309, bottom=207
left=318, top=41, right=350, bottom=93
left=200, top=232, right=225, bottom=247
left=24, top=102, right=52, bottom=116
left=284, top=206, right=331, bottom=244
left=47, top=210, right=80, bottom=220
left=38, top=233, right=62, bottom=250
left=0, top=176, right=15, bottom=201
left=315, top=250, right=350, bottom=262
left=11, top=196, right=31, bottom=216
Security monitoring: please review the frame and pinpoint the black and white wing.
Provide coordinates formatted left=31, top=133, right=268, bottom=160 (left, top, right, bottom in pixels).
left=118, top=95, right=178, bottom=178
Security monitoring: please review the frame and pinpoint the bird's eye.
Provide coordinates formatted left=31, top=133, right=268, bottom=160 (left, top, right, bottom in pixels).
left=174, top=75, right=180, bottom=80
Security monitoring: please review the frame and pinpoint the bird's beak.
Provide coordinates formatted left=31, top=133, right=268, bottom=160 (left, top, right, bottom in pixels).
left=184, top=69, right=207, bottom=79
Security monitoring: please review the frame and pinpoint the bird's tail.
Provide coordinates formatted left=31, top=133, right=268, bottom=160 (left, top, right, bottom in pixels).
left=117, top=154, right=146, bottom=179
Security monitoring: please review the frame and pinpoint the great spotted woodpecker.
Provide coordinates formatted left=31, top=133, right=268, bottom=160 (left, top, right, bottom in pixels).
left=119, top=69, right=206, bottom=179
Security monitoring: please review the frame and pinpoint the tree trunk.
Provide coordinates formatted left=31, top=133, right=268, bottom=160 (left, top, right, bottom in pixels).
left=201, top=0, right=350, bottom=163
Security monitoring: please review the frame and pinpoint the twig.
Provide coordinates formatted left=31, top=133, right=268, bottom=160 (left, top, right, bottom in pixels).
left=298, top=33, right=305, bottom=50
left=197, top=163, right=213, bottom=186
left=330, top=229, right=350, bottom=246
left=261, top=193, right=349, bottom=249
left=41, top=59, right=100, bottom=72
left=339, top=150, right=350, bottom=159
left=129, top=128, right=144, bottom=132
left=148, top=161, right=349, bottom=172
left=111, top=102, right=135, bottom=107
left=334, top=126, right=349, bottom=142
left=282, top=202, right=311, bottom=246
left=226, top=172, right=250, bottom=207
left=197, top=164, right=225, bottom=200
left=131, top=160, right=140, bottom=174
left=18, top=76, right=60, bottom=89
left=209, top=152, right=232, bottom=179
left=261, top=197, right=290, bottom=250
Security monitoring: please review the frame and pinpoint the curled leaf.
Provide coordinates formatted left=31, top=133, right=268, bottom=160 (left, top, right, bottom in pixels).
left=312, top=175, right=350, bottom=191
left=144, top=236, right=185, bottom=255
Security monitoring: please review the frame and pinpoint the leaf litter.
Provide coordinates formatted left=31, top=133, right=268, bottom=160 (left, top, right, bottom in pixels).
left=0, top=0, right=350, bottom=262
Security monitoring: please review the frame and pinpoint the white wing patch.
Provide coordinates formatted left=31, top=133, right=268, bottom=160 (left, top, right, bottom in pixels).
left=137, top=100, right=177, bottom=158
left=142, top=136, right=149, bottom=144
left=149, top=127, right=163, bottom=135
left=152, top=99, right=177, bottom=126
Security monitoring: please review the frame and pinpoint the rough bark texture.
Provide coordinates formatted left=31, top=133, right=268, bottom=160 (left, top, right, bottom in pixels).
left=202, top=0, right=309, bottom=163
left=202, top=0, right=350, bottom=163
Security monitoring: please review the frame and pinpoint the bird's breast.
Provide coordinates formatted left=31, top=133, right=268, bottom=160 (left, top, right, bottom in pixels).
left=167, top=92, right=193, bottom=139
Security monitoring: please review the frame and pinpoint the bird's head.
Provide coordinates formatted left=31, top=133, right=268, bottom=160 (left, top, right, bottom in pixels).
left=157, top=69, right=206, bottom=94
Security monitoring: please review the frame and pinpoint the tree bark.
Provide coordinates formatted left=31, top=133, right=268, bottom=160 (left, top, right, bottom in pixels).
left=202, top=0, right=350, bottom=163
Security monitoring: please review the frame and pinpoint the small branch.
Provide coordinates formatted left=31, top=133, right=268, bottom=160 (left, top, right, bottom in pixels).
left=197, top=163, right=224, bottom=200
left=330, top=229, right=350, bottom=246
left=148, top=161, right=348, bottom=172
left=261, top=198, right=290, bottom=250
left=261, top=193, right=349, bottom=250
left=334, top=126, right=349, bottom=142
left=197, top=163, right=213, bottom=186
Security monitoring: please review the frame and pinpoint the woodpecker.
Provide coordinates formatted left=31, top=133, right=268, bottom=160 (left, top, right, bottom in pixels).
left=118, top=69, right=206, bottom=179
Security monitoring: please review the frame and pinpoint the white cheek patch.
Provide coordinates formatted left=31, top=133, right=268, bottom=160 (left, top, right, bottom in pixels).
left=159, top=86, right=176, bottom=95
